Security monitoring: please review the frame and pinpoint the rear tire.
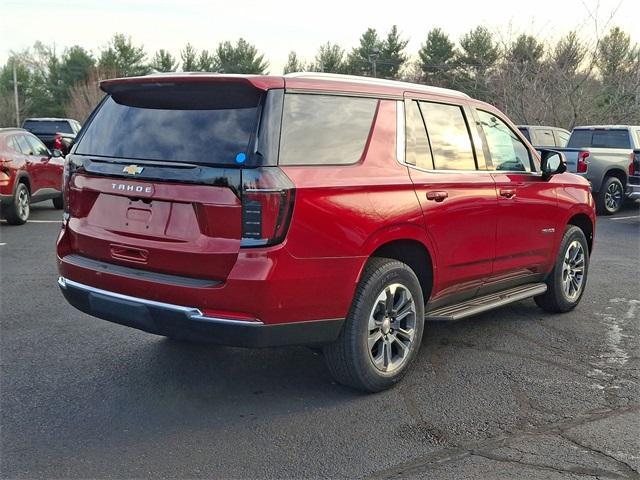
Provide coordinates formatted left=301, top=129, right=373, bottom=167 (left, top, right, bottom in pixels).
left=4, top=183, right=30, bottom=225
left=323, top=258, right=425, bottom=392
left=52, top=195, right=64, bottom=210
left=596, top=176, right=624, bottom=215
left=535, top=225, right=589, bottom=313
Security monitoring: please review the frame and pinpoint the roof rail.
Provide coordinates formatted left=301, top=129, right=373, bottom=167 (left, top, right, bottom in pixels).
left=284, top=72, right=470, bottom=98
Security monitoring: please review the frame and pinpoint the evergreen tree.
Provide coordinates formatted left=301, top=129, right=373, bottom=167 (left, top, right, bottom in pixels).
left=346, top=28, right=383, bottom=75
left=312, top=42, right=346, bottom=73
left=418, top=28, right=457, bottom=87
left=457, top=26, right=499, bottom=100
left=98, top=34, right=149, bottom=77
left=181, top=43, right=199, bottom=71
left=213, top=38, right=269, bottom=74
left=150, top=49, right=178, bottom=72
left=378, top=25, right=408, bottom=79
left=283, top=51, right=305, bottom=74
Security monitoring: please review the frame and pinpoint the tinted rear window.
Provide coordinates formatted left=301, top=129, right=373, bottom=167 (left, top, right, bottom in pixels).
left=76, top=86, right=262, bottom=166
left=23, top=120, right=73, bottom=135
left=568, top=129, right=631, bottom=149
left=278, top=94, right=377, bottom=165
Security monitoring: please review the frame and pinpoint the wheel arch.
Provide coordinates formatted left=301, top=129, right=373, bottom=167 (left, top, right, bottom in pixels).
left=14, top=171, right=31, bottom=194
left=359, top=226, right=436, bottom=305
left=601, top=168, right=627, bottom=190
left=567, top=213, right=594, bottom=253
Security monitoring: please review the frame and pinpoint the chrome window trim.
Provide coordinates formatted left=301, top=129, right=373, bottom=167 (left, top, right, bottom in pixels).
left=396, top=100, right=405, bottom=164
left=285, top=88, right=402, bottom=101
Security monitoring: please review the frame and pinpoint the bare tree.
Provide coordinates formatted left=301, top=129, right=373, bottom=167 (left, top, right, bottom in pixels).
left=64, top=69, right=112, bottom=122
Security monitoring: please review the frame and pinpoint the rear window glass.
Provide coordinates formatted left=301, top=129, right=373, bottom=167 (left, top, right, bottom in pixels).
left=23, top=120, right=73, bottom=135
left=568, top=129, right=631, bottom=149
left=76, top=89, right=261, bottom=166
left=279, top=94, right=377, bottom=166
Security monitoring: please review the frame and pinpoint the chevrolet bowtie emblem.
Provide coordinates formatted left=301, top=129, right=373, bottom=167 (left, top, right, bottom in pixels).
left=123, top=165, right=144, bottom=175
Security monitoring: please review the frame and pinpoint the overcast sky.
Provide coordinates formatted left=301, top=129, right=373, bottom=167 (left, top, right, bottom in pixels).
left=2, top=0, right=637, bottom=73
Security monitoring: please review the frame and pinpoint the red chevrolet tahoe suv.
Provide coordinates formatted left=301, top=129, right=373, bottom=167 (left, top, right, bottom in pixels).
left=57, top=73, right=595, bottom=392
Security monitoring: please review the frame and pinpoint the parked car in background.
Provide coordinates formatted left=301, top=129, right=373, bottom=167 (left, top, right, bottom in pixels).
left=57, top=73, right=595, bottom=392
left=22, top=117, right=81, bottom=156
left=518, top=125, right=571, bottom=148
left=0, top=128, right=64, bottom=224
left=554, top=125, right=640, bottom=214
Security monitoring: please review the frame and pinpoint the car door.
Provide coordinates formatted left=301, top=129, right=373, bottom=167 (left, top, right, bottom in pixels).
left=402, top=97, right=498, bottom=303
left=14, top=134, right=45, bottom=193
left=473, top=108, right=561, bottom=287
left=25, top=134, right=61, bottom=192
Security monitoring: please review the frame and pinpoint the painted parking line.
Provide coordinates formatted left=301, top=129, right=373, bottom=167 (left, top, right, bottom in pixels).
left=609, top=215, right=640, bottom=221
left=0, top=243, right=6, bottom=246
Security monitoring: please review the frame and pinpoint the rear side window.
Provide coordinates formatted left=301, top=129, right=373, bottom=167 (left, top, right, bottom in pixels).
left=532, top=129, right=555, bottom=147
left=15, top=135, right=33, bottom=155
left=76, top=83, right=263, bottom=166
left=568, top=129, right=631, bottom=149
left=420, top=102, right=475, bottom=171
left=477, top=110, right=530, bottom=172
left=279, top=94, right=377, bottom=166
left=405, top=100, right=433, bottom=169
left=23, top=120, right=73, bottom=135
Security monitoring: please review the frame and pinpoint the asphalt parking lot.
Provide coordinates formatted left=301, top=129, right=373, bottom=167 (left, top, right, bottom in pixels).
left=1, top=203, right=639, bottom=479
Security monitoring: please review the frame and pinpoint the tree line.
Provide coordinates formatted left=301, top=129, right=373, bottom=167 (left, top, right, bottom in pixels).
left=1, top=26, right=638, bottom=128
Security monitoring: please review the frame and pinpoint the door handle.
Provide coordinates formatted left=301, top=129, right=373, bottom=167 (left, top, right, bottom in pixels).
left=499, top=188, right=516, bottom=198
left=426, top=191, right=448, bottom=202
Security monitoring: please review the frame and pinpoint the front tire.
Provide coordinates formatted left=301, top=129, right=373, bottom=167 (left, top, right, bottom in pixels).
left=323, top=258, right=425, bottom=392
left=596, top=176, right=624, bottom=215
left=4, top=183, right=30, bottom=225
left=535, top=225, right=589, bottom=313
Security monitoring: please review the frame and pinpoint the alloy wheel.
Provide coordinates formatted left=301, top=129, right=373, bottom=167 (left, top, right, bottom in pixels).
left=562, top=240, right=585, bottom=301
left=367, top=283, right=417, bottom=373
left=17, top=188, right=29, bottom=221
left=604, top=181, right=623, bottom=212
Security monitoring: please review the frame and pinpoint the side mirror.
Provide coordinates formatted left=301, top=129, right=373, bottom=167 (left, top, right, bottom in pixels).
left=539, top=149, right=567, bottom=179
left=52, top=149, right=64, bottom=158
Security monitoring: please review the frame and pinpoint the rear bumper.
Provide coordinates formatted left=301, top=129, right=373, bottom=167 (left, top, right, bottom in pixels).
left=626, top=182, right=640, bottom=200
left=58, top=277, right=344, bottom=347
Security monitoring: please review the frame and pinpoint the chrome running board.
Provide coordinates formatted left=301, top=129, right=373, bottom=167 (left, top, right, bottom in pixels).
left=425, top=283, right=547, bottom=321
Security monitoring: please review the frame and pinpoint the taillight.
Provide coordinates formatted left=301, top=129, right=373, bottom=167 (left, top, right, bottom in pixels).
left=240, top=167, right=295, bottom=247
left=62, top=156, right=79, bottom=219
left=629, top=150, right=640, bottom=176
left=577, top=151, right=589, bottom=173
left=53, top=134, right=63, bottom=151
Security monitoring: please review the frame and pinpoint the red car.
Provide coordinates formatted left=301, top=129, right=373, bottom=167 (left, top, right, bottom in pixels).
left=57, top=73, right=595, bottom=391
left=1, top=128, right=64, bottom=225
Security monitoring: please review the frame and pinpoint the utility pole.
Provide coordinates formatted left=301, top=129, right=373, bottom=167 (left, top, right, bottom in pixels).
left=368, top=48, right=380, bottom=78
left=12, top=60, right=20, bottom=127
